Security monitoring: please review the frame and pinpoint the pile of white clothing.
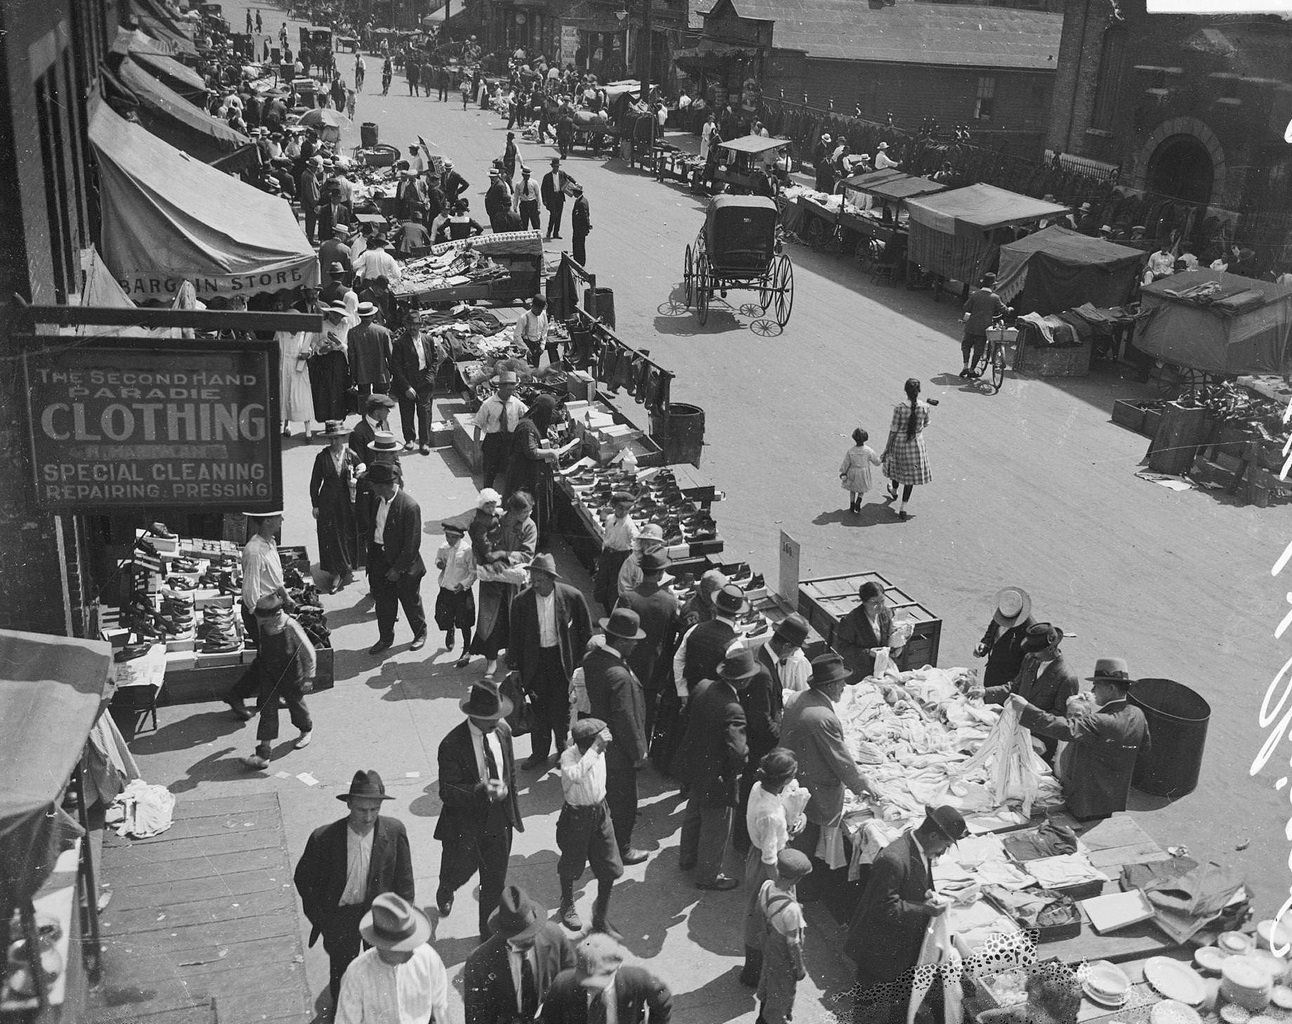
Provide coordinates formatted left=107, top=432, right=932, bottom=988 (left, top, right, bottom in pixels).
left=106, top=780, right=176, bottom=839
left=1022, top=853, right=1107, bottom=890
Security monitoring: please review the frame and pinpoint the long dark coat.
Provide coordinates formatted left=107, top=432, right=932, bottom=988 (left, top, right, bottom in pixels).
left=309, top=446, right=361, bottom=576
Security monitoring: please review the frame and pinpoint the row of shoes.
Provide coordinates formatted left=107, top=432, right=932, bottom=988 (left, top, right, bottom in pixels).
left=156, top=596, right=195, bottom=637
left=295, top=605, right=332, bottom=649
left=198, top=567, right=241, bottom=595
left=198, top=605, right=241, bottom=653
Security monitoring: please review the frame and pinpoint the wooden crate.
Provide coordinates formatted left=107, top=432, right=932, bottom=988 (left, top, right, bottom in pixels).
left=1111, top=400, right=1145, bottom=433
left=797, top=570, right=942, bottom=669
left=1015, top=339, right=1091, bottom=377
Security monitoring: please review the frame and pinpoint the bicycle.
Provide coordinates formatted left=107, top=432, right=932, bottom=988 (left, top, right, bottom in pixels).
left=971, top=313, right=1014, bottom=394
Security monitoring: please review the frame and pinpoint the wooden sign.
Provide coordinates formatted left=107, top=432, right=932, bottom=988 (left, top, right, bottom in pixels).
left=777, top=530, right=800, bottom=608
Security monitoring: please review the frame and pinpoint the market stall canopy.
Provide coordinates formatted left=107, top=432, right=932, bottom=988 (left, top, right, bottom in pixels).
left=77, top=247, right=198, bottom=338
left=125, top=0, right=198, bottom=58
left=88, top=99, right=319, bottom=302
left=719, top=134, right=791, bottom=155
left=905, top=184, right=1069, bottom=285
left=116, top=57, right=256, bottom=171
left=842, top=169, right=947, bottom=205
left=1135, top=270, right=1292, bottom=375
left=130, top=47, right=209, bottom=105
left=996, top=226, right=1146, bottom=314
left=0, top=630, right=112, bottom=907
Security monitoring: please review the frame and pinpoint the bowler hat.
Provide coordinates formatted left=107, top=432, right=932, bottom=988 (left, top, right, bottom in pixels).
left=923, top=804, right=969, bottom=844
left=366, top=393, right=397, bottom=411
left=337, top=769, right=395, bottom=802
left=367, top=463, right=399, bottom=484
left=253, top=593, right=284, bottom=616
left=1087, top=657, right=1132, bottom=685
left=488, top=885, right=546, bottom=940
left=571, top=717, right=608, bottom=745
left=360, top=893, right=431, bottom=951
left=712, top=583, right=749, bottom=616
left=776, top=849, right=814, bottom=880
left=638, top=551, right=668, bottom=573
left=992, top=587, right=1032, bottom=628
left=773, top=613, right=810, bottom=647
left=525, top=553, right=561, bottom=578
left=809, top=653, right=850, bottom=689
left=717, top=648, right=759, bottom=681
left=600, top=607, right=646, bottom=641
left=1022, top=623, right=1062, bottom=652
left=460, top=680, right=513, bottom=720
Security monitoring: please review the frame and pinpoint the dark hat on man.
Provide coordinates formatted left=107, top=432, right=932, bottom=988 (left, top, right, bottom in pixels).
left=923, top=804, right=969, bottom=844
left=1087, top=657, right=1132, bottom=686
left=253, top=593, right=284, bottom=616
left=600, top=607, right=646, bottom=641
left=488, top=885, right=546, bottom=940
left=776, top=849, right=814, bottom=881
left=1022, top=622, right=1062, bottom=652
left=773, top=613, right=810, bottom=647
left=367, top=463, right=399, bottom=484
left=809, top=653, right=850, bottom=689
left=460, top=680, right=513, bottom=720
left=638, top=551, right=668, bottom=573
left=571, top=717, right=608, bottom=745
left=366, top=393, right=397, bottom=411
left=717, top=648, right=759, bottom=681
left=712, top=583, right=750, bottom=617
left=337, top=769, right=395, bottom=802
left=525, top=553, right=561, bottom=578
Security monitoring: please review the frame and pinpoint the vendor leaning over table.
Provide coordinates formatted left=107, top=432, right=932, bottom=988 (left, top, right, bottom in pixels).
left=974, top=586, right=1037, bottom=687
left=844, top=804, right=969, bottom=1024
left=972, top=622, right=1078, bottom=767
left=1006, top=657, right=1150, bottom=821
left=830, top=581, right=906, bottom=679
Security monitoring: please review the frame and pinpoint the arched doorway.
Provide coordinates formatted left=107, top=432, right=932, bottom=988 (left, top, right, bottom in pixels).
left=1145, top=134, right=1215, bottom=206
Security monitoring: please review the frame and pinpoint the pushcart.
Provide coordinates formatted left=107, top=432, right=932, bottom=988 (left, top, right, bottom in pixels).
left=713, top=135, right=791, bottom=194
left=683, top=196, right=794, bottom=326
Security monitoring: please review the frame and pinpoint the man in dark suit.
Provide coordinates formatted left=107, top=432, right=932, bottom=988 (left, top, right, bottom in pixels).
left=675, top=649, right=752, bottom=890
left=781, top=655, right=880, bottom=900
left=317, top=225, right=352, bottom=286
left=614, top=551, right=678, bottom=740
left=540, top=933, right=672, bottom=1024
left=316, top=182, right=354, bottom=245
left=435, top=681, right=524, bottom=944
left=292, top=770, right=414, bottom=1001
left=980, top=622, right=1079, bottom=764
left=464, top=885, right=575, bottom=1024
left=365, top=464, right=427, bottom=655
left=508, top=553, right=593, bottom=769
left=541, top=157, right=573, bottom=240
left=583, top=608, right=649, bottom=866
left=570, top=183, right=591, bottom=266
left=390, top=322, right=436, bottom=454
left=441, top=159, right=469, bottom=205
left=485, top=169, right=513, bottom=233
left=349, top=393, right=394, bottom=568
left=845, top=806, right=967, bottom=1024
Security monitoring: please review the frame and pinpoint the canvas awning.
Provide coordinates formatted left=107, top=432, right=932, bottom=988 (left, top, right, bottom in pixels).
left=131, top=48, right=208, bottom=104
left=116, top=57, right=256, bottom=171
left=842, top=169, right=947, bottom=204
left=88, top=99, right=318, bottom=302
left=0, top=630, right=112, bottom=909
left=719, top=134, right=789, bottom=155
left=996, top=226, right=1146, bottom=314
left=1135, top=270, right=1292, bottom=374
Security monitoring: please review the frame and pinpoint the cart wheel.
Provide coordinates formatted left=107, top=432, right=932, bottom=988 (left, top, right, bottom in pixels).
left=990, top=342, right=1007, bottom=392
left=773, top=254, right=794, bottom=327
left=697, top=253, right=710, bottom=325
left=683, top=244, right=694, bottom=308
left=757, top=271, right=772, bottom=315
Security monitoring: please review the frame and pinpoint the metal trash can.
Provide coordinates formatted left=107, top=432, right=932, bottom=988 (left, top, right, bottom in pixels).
left=361, top=121, right=379, bottom=148
left=1128, top=678, right=1210, bottom=799
left=649, top=403, right=705, bottom=467
left=585, top=287, right=614, bottom=329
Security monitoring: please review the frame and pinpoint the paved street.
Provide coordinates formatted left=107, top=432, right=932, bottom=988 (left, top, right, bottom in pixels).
left=133, top=9, right=1289, bottom=1020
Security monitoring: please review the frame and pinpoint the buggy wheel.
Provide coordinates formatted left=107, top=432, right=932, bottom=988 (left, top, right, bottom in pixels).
left=990, top=342, right=1007, bottom=392
left=773, top=254, right=794, bottom=327
left=683, top=244, right=694, bottom=308
left=697, top=254, right=710, bottom=325
left=758, top=265, right=773, bottom=313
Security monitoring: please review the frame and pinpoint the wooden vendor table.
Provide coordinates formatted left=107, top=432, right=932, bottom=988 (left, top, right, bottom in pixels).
left=797, top=570, right=942, bottom=669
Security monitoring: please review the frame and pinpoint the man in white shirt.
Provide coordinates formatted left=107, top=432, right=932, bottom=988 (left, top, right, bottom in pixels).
left=240, top=509, right=290, bottom=639
left=874, top=141, right=900, bottom=170
left=513, top=294, right=553, bottom=366
left=335, top=893, right=450, bottom=1024
left=1146, top=245, right=1175, bottom=280
left=513, top=166, right=542, bottom=231
left=353, top=234, right=403, bottom=287
left=554, top=717, right=623, bottom=931
left=473, top=369, right=528, bottom=490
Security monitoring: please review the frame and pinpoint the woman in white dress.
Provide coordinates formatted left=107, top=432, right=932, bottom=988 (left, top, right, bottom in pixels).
left=277, top=323, right=317, bottom=437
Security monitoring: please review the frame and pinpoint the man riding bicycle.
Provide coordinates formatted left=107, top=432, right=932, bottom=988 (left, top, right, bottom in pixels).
left=961, top=273, right=1008, bottom=379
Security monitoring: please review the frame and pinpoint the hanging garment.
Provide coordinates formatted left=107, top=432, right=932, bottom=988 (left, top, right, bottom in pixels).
left=906, top=913, right=963, bottom=1024
left=954, top=700, right=1048, bottom=816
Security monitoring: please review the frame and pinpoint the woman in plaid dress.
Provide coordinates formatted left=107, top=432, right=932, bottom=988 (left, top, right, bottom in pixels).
left=881, top=378, right=932, bottom=520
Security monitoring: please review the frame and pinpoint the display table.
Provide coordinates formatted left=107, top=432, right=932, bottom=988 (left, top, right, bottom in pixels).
left=797, top=570, right=942, bottom=669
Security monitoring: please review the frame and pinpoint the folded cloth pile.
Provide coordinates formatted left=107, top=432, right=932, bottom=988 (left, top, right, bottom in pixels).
left=1022, top=853, right=1107, bottom=889
left=1121, top=856, right=1248, bottom=943
left=982, top=884, right=1079, bottom=931
left=1002, top=819, right=1078, bottom=862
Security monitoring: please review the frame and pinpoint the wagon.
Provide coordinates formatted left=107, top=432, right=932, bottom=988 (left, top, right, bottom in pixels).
left=682, top=195, right=794, bottom=326
left=713, top=134, right=791, bottom=194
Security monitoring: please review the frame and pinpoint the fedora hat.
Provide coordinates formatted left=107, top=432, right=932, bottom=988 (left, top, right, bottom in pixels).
left=356, top=301, right=378, bottom=318
left=525, top=553, right=561, bottom=579
left=367, top=463, right=399, bottom=485
left=809, top=653, right=851, bottom=689
left=877, top=141, right=889, bottom=150
left=337, top=769, right=395, bottom=802
left=923, top=804, right=969, bottom=844
left=487, top=885, right=546, bottom=940
left=460, top=680, right=513, bottom=720
left=717, top=648, right=759, bottom=681
left=638, top=523, right=665, bottom=543
left=600, top=607, right=646, bottom=641
left=992, top=587, right=1032, bottom=629
left=712, top=583, right=749, bottom=617
left=254, top=593, right=285, bottom=616
left=1087, top=657, right=1132, bottom=685
left=773, top=613, right=810, bottom=647
left=638, top=551, right=668, bottom=573
left=359, top=892, right=431, bottom=951
left=369, top=431, right=402, bottom=452
left=320, top=419, right=352, bottom=438
left=366, top=393, right=397, bottom=411
left=1022, top=622, right=1061, bottom=653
